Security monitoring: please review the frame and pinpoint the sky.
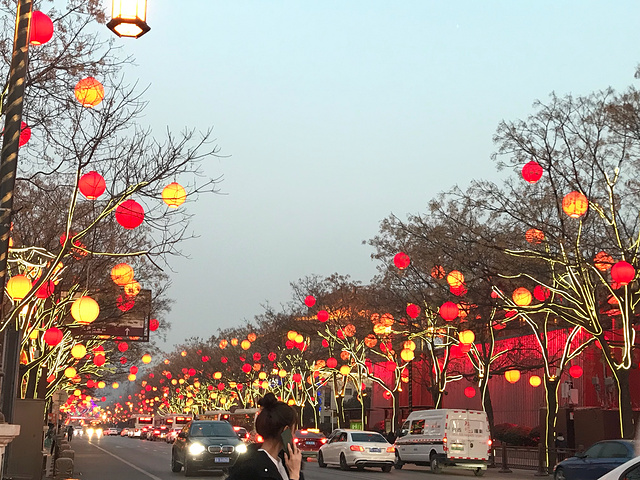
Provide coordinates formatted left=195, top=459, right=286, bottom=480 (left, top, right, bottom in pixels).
left=111, top=1, right=640, bottom=348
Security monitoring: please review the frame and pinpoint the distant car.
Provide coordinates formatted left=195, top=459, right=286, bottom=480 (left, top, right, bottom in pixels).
left=233, top=426, right=249, bottom=442
left=171, top=421, right=247, bottom=476
left=293, top=429, right=326, bottom=458
left=105, top=428, right=119, bottom=436
left=167, top=427, right=182, bottom=443
left=554, top=440, right=634, bottom=480
left=150, top=425, right=169, bottom=441
left=318, top=429, right=395, bottom=472
left=121, top=428, right=129, bottom=437
left=140, top=427, right=150, bottom=440
left=597, top=454, right=640, bottom=480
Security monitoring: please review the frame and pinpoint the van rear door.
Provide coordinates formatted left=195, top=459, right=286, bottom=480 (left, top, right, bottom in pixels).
left=447, top=411, right=469, bottom=459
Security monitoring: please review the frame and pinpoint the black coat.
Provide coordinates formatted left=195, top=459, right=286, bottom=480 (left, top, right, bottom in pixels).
left=227, top=447, right=304, bottom=480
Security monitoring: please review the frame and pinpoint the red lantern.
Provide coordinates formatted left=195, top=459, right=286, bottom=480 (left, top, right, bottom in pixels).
left=533, top=285, right=551, bottom=301
left=117, top=295, right=135, bottom=312
left=115, top=199, right=145, bottom=229
left=326, top=357, right=338, bottom=369
left=35, top=281, right=55, bottom=299
left=292, top=373, right=302, bottom=383
left=569, top=365, right=583, bottom=378
left=268, top=352, right=276, bottom=362
left=29, top=11, right=54, bottom=45
left=317, top=310, right=329, bottom=322
left=87, top=380, right=95, bottom=388
left=242, top=363, right=251, bottom=373
left=18, top=122, right=31, bottom=147
left=43, top=327, right=63, bottom=346
left=120, top=356, right=127, bottom=364
left=406, top=303, right=421, bottom=319
left=321, top=339, right=329, bottom=348
left=188, top=368, right=196, bottom=376
left=611, top=261, right=635, bottom=286
left=93, top=355, right=106, bottom=367
left=393, top=252, right=410, bottom=270
left=130, top=366, right=138, bottom=374
left=304, top=295, right=316, bottom=307
left=382, top=390, right=392, bottom=400
left=439, top=301, right=458, bottom=321
left=78, top=171, right=106, bottom=200
left=149, top=318, right=159, bottom=331
left=118, top=342, right=128, bottom=352
left=450, top=284, right=467, bottom=296
left=221, top=357, right=227, bottom=363
left=464, top=386, right=476, bottom=398
left=522, top=161, right=543, bottom=184
left=253, top=352, right=261, bottom=361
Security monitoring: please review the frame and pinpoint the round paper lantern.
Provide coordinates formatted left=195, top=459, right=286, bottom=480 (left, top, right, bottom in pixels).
left=406, top=303, right=421, bottom=319
left=533, top=285, right=551, bottom=301
left=459, top=330, right=475, bottom=345
left=403, top=340, right=416, bottom=351
left=74, top=77, right=104, bottom=108
left=339, top=365, right=351, bottom=376
left=268, top=352, right=277, bottom=361
left=611, top=261, right=635, bottom=286
left=71, top=344, right=87, bottom=359
left=118, top=342, right=128, bottom=352
left=439, top=301, right=459, bottom=321
left=529, top=375, right=542, bottom=387
left=188, top=367, right=196, bottom=376
left=241, top=363, right=251, bottom=373
left=464, top=386, right=476, bottom=398
left=141, top=354, right=152, bottom=364
left=97, top=381, right=106, bottom=389
left=317, top=310, right=329, bottom=322
left=241, top=340, right=251, bottom=350
left=162, top=182, right=187, bottom=208
left=124, top=280, right=141, bottom=297
left=117, top=295, right=135, bottom=312
left=304, top=295, right=316, bottom=307
left=383, top=390, right=392, bottom=400
left=525, top=228, right=545, bottom=244
left=130, top=366, right=138, bottom=374
left=512, top=287, right=532, bottom=306
left=326, top=357, right=338, bottom=369
left=400, top=349, right=414, bottom=362
left=149, top=318, right=159, bottom=331
left=35, top=281, right=55, bottom=299
left=594, top=251, right=613, bottom=272
left=505, top=369, right=521, bottom=383
left=562, top=191, right=588, bottom=218
left=71, top=296, right=99, bottom=324
left=522, top=161, right=543, bottom=184
left=43, top=327, right=63, bottom=347
left=19, top=122, right=31, bottom=147
left=394, top=252, right=411, bottom=269
left=128, top=374, right=136, bottom=381
left=431, top=265, right=446, bottom=279
left=112, top=382, right=119, bottom=389
left=6, top=275, right=32, bottom=301
left=64, top=367, right=77, bottom=378
left=450, top=284, right=468, bottom=296
left=111, top=263, right=134, bottom=286
left=446, top=270, right=465, bottom=288
left=78, top=171, right=106, bottom=200
left=219, top=339, right=228, bottom=349
left=247, top=332, right=257, bottom=342
left=29, top=11, right=54, bottom=45
left=294, top=334, right=304, bottom=344
left=115, top=199, right=145, bottom=229
left=93, top=355, right=105, bottom=367
left=569, top=365, right=583, bottom=379
left=230, top=338, right=238, bottom=346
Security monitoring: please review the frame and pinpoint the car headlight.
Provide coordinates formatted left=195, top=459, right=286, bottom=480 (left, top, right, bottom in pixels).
left=96, top=429, right=103, bottom=436
left=235, top=443, right=247, bottom=454
left=189, top=443, right=206, bottom=455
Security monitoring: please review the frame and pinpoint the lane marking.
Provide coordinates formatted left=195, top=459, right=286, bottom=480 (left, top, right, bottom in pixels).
left=87, top=441, right=163, bottom=480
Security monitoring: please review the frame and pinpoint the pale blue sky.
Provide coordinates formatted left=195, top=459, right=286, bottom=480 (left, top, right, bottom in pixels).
left=114, top=1, right=640, bottom=347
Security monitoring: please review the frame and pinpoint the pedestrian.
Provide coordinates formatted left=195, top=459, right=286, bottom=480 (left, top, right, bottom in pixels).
left=66, top=425, right=74, bottom=442
left=228, top=392, right=303, bottom=480
left=555, top=432, right=567, bottom=461
left=386, top=431, right=396, bottom=444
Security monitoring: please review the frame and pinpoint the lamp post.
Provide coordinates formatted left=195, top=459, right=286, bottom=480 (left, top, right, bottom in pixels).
left=107, top=0, right=150, bottom=39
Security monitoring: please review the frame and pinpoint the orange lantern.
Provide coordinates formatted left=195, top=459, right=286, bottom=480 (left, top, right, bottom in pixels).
left=562, top=191, right=588, bottom=218
left=447, top=270, right=465, bottom=288
left=403, top=340, right=416, bottom=351
left=247, top=333, right=257, bottom=342
left=71, top=296, right=100, bottom=324
left=6, top=275, right=32, bottom=301
left=162, top=182, right=187, bottom=208
left=505, top=370, right=521, bottom=383
left=529, top=375, right=542, bottom=387
left=230, top=338, right=238, bottom=346
left=71, top=344, right=87, bottom=359
left=124, top=280, right=141, bottom=297
left=74, top=77, right=105, bottom=108
left=111, top=263, right=134, bottom=286
left=241, top=340, right=251, bottom=350
left=431, top=265, right=446, bottom=279
left=364, top=335, right=377, bottom=348
left=512, top=287, right=532, bottom=306
left=525, top=228, right=545, bottom=244
left=400, top=349, right=414, bottom=362
left=112, top=382, right=119, bottom=389
left=594, top=251, right=613, bottom=271
left=219, top=339, right=228, bottom=349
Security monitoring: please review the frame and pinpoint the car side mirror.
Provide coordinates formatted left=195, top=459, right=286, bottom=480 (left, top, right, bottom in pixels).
left=177, top=432, right=186, bottom=439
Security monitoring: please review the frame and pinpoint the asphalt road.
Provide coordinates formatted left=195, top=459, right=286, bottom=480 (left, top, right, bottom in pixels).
left=71, top=435, right=535, bottom=480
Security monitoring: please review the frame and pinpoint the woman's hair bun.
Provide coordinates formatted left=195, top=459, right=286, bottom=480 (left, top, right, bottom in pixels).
left=258, top=392, right=278, bottom=409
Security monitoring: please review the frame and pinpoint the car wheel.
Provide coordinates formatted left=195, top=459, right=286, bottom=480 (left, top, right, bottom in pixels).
left=430, top=453, right=442, bottom=474
left=171, top=454, right=182, bottom=473
left=395, top=452, right=404, bottom=469
left=183, top=458, right=197, bottom=477
left=381, top=465, right=392, bottom=473
left=340, top=453, right=349, bottom=471
left=318, top=452, right=327, bottom=468
left=474, top=467, right=485, bottom=477
left=357, top=465, right=365, bottom=471
left=554, top=468, right=566, bottom=480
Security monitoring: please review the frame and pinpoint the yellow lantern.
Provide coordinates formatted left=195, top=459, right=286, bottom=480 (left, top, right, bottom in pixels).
left=6, top=275, right=32, bottom=301
left=403, top=340, right=416, bottom=351
left=141, top=354, right=152, bottom=364
left=339, top=365, right=351, bottom=376
left=459, top=330, right=475, bottom=345
left=74, top=77, right=105, bottom=108
left=29, top=330, right=38, bottom=340
left=278, top=369, right=287, bottom=378
left=111, top=263, right=134, bottom=286
left=214, top=371, right=222, bottom=379
left=98, top=381, right=106, bottom=389
left=230, top=338, right=238, bottom=347
left=241, top=340, right=251, bottom=350
left=128, top=373, right=136, bottom=381
left=71, top=296, right=100, bottom=325
left=259, top=372, right=267, bottom=380
left=219, top=339, right=228, bottom=349
left=294, top=334, right=304, bottom=344
left=162, top=183, right=187, bottom=208
left=505, top=370, right=521, bottom=384
left=171, top=379, right=177, bottom=385
left=287, top=331, right=297, bottom=341
left=446, top=270, right=465, bottom=288
left=112, top=382, right=119, bottom=389
left=529, top=375, right=542, bottom=387
left=108, top=0, right=151, bottom=39
left=513, top=287, right=532, bottom=307
left=64, top=366, right=77, bottom=378
left=124, top=280, right=141, bottom=297
left=74, top=389, right=81, bottom=396
left=71, top=344, right=87, bottom=359
left=400, top=348, right=415, bottom=362
left=247, top=332, right=257, bottom=342
left=287, top=399, right=295, bottom=406
left=181, top=351, right=187, bottom=357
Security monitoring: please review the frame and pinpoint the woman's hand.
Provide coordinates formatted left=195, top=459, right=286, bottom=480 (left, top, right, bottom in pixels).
left=284, top=442, right=302, bottom=480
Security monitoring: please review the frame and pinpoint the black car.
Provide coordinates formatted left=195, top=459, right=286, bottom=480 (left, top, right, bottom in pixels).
left=171, top=421, right=248, bottom=476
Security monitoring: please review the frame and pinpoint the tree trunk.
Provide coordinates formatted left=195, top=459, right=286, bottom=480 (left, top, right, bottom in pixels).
left=613, top=368, right=634, bottom=438
left=543, top=379, right=560, bottom=472
left=481, top=379, right=496, bottom=466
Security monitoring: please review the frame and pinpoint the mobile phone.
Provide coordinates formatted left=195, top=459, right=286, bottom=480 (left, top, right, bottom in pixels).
left=281, top=427, right=293, bottom=452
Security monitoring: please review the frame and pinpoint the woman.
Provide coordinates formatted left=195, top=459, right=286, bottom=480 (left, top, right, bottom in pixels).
left=228, top=393, right=303, bottom=480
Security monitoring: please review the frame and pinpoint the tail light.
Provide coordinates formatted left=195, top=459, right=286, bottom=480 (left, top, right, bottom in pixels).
left=320, top=438, right=327, bottom=444
left=293, top=438, right=299, bottom=444
left=154, top=430, right=160, bottom=434
left=443, top=434, right=448, bottom=452
left=233, top=426, right=241, bottom=431
left=386, top=447, right=395, bottom=453
left=350, top=445, right=364, bottom=452
left=256, top=435, right=264, bottom=443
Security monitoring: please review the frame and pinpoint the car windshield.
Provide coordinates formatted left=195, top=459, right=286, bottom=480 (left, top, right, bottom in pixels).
left=351, top=433, right=388, bottom=443
left=294, top=430, right=324, bottom=439
left=190, top=423, right=235, bottom=437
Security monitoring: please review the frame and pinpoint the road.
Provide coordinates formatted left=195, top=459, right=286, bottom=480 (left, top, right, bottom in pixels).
left=71, top=435, right=535, bottom=480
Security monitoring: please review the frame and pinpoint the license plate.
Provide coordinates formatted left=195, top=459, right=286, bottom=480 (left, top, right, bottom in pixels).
left=451, top=445, right=464, bottom=451
left=214, top=457, right=230, bottom=463
left=306, top=441, right=315, bottom=445
left=370, top=448, right=381, bottom=453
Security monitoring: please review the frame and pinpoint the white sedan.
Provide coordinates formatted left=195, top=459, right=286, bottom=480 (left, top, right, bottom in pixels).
left=318, top=429, right=395, bottom=472
left=598, top=455, right=640, bottom=480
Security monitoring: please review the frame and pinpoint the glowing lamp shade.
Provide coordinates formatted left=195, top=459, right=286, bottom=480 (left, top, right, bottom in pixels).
left=64, top=367, right=77, bottom=378
left=71, top=344, right=87, bottom=359
left=241, top=340, right=251, bottom=350
left=6, top=275, right=32, bottom=300
left=400, top=348, right=414, bottom=362
left=393, top=252, right=411, bottom=269
left=142, top=354, right=152, bottom=364
left=439, top=301, right=459, bottom=321
left=79, top=171, right=106, bottom=200
left=115, top=199, right=145, bottom=229
left=611, top=261, right=635, bottom=286
left=162, top=182, right=187, bottom=208
left=149, top=318, right=159, bottom=331
left=522, top=160, right=543, bottom=184
left=529, top=375, right=542, bottom=387
left=43, top=327, right=63, bottom=347
left=594, top=251, right=613, bottom=272
left=111, top=263, right=134, bottom=286
left=124, top=280, right=141, bottom=297
left=533, top=285, right=551, bottom=302
left=74, top=77, right=105, bottom=107
left=459, top=330, right=475, bottom=345
left=317, top=310, right=329, bottom=322
left=304, top=295, right=316, bottom=307
left=406, top=303, right=421, bottom=319
left=464, top=386, right=476, bottom=398
left=29, top=11, right=54, bottom=45
left=93, top=355, right=106, bottom=367
left=562, top=191, right=588, bottom=218
left=339, top=365, right=351, bottom=376
left=326, top=357, right=338, bottom=369
left=525, top=228, right=545, bottom=244
left=108, top=0, right=150, bottom=38
left=71, top=296, right=100, bottom=325
left=446, top=270, right=465, bottom=288
left=569, top=365, right=583, bottom=378
left=505, top=370, right=521, bottom=384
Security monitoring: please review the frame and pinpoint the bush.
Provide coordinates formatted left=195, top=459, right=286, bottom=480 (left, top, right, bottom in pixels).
left=493, top=423, right=538, bottom=446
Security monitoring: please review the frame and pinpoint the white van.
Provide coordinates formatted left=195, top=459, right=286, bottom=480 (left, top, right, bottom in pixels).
left=394, top=409, right=491, bottom=476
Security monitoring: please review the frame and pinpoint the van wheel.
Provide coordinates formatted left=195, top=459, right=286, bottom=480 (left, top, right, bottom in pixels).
left=430, top=454, right=442, bottom=474
left=474, top=468, right=485, bottom=477
left=318, top=452, right=327, bottom=468
left=340, top=453, right=349, bottom=471
left=395, top=452, right=404, bottom=469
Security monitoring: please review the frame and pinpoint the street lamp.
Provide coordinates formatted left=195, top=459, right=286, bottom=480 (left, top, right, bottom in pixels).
left=107, top=0, right=150, bottom=39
